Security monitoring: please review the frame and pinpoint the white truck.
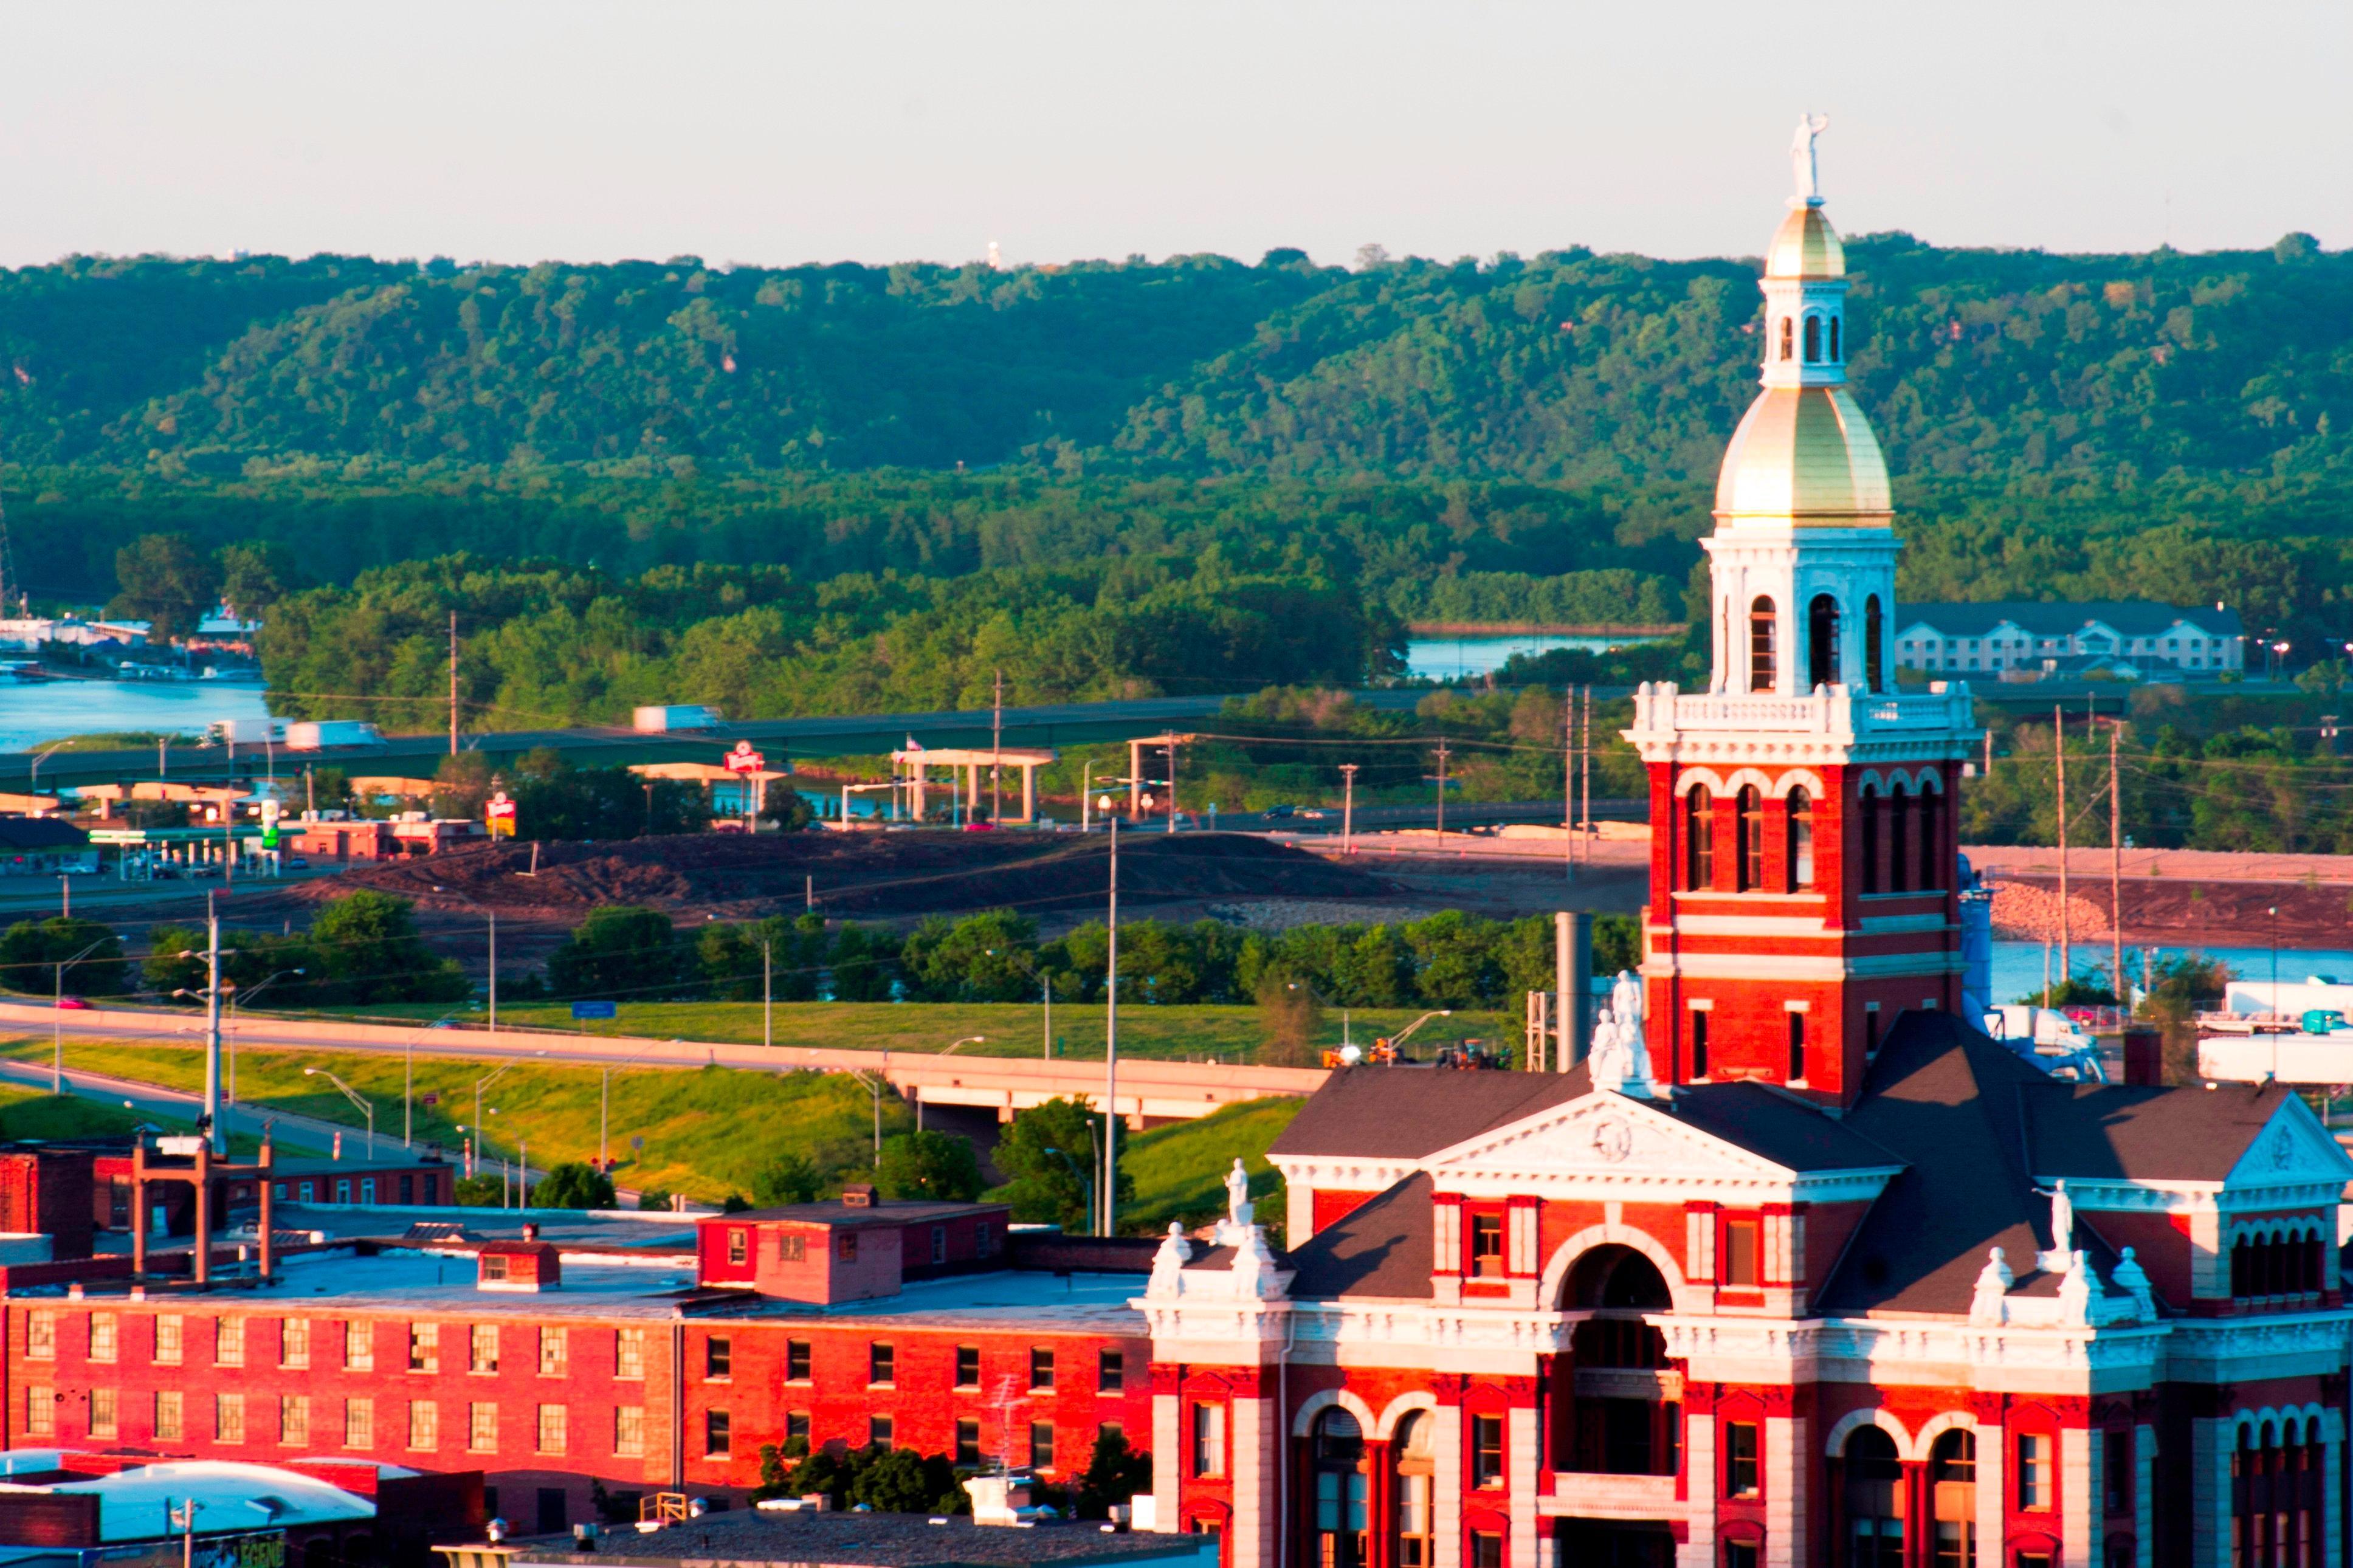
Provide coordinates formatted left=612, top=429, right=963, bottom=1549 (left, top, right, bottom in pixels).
left=208, top=718, right=287, bottom=745
left=282, top=720, right=384, bottom=751
left=633, top=704, right=722, bottom=732
left=1984, top=1004, right=2107, bottom=1082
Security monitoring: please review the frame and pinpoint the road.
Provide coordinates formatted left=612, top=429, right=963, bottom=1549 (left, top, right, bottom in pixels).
left=0, top=1000, right=1331, bottom=1126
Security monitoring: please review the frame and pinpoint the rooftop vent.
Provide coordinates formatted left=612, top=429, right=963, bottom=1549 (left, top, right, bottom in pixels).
left=841, top=1184, right=877, bottom=1208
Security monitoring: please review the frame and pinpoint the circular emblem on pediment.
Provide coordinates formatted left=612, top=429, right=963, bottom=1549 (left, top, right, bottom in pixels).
left=1589, top=1117, right=1633, bottom=1164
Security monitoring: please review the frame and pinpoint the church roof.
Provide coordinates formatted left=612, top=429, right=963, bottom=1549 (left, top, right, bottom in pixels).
left=1766, top=204, right=1844, bottom=280
left=1712, top=385, right=1892, bottom=524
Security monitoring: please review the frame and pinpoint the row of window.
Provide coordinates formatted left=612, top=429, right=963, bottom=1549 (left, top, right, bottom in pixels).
left=2228, top=1233, right=2327, bottom=1300
left=1774, top=312, right=1841, bottom=365
left=23, top=1384, right=641, bottom=1456
left=773, top=1411, right=1111, bottom=1473
left=1743, top=593, right=1883, bottom=695
left=25, top=1313, right=636, bottom=1377
left=1682, top=787, right=1813, bottom=893
left=801, top=1341, right=1122, bottom=1391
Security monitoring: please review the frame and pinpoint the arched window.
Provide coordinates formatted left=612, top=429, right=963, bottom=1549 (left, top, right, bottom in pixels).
left=1749, top=597, right=1777, bottom=692
left=1686, top=789, right=1715, bottom=890
left=1737, top=786, right=1763, bottom=892
left=1858, top=783, right=1881, bottom=894
left=1779, top=317, right=1794, bottom=360
left=1391, top=1414, right=1434, bottom=1568
left=1887, top=784, right=1912, bottom=894
left=1864, top=595, right=1884, bottom=693
left=1312, top=1409, right=1366, bottom=1568
left=1929, top=1431, right=1976, bottom=1567
left=1808, top=594, right=1841, bottom=690
left=1786, top=788, right=1816, bottom=890
left=1829, top=315, right=1842, bottom=362
left=1804, top=314, right=1822, bottom=363
left=1843, top=1426, right=1903, bottom=1567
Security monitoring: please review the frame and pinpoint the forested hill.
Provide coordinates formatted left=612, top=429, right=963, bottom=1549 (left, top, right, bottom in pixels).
left=1, top=235, right=2347, bottom=483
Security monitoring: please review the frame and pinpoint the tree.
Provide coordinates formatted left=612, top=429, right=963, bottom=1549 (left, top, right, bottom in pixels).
left=529, top=1162, right=616, bottom=1209
left=1074, top=1426, right=1154, bottom=1519
left=109, top=533, right=219, bottom=643
left=995, top=1098, right=1127, bottom=1231
left=431, top=752, right=495, bottom=822
left=545, top=906, right=680, bottom=1002
left=827, top=924, right=901, bottom=1002
left=452, top=1174, right=503, bottom=1206
left=636, top=1188, right=674, bottom=1212
left=308, top=891, right=469, bottom=1005
left=1255, top=972, right=1323, bottom=1067
left=899, top=909, right=1040, bottom=1002
left=750, top=1154, right=822, bottom=1207
left=0, top=917, right=129, bottom=1000
left=877, top=1131, right=984, bottom=1202
left=216, top=540, right=298, bottom=617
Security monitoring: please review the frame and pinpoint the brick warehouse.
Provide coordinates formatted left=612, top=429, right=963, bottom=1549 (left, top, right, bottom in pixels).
left=0, top=1198, right=1155, bottom=1537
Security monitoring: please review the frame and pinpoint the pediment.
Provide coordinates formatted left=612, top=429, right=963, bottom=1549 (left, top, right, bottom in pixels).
left=1425, top=1092, right=1796, bottom=1181
left=2226, top=1098, right=2353, bottom=1188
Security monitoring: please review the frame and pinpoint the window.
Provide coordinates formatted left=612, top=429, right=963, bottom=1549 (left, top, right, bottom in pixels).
left=1470, top=1212, right=1504, bottom=1277
left=1686, top=789, right=1716, bottom=890
left=726, top=1228, right=748, bottom=1265
left=956, top=1418, right=982, bottom=1466
left=343, top=1397, right=373, bottom=1449
left=1887, top=785, right=1912, bottom=893
left=1394, top=1412, right=1435, bottom=1568
left=1778, top=317, right=1793, bottom=361
left=470, top=1324, right=499, bottom=1374
left=1469, top=1534, right=1503, bottom=1568
left=1724, top=1421, right=1759, bottom=1496
left=706, top=1336, right=732, bottom=1379
left=1859, top=785, right=1881, bottom=893
left=24, top=1385, right=53, bottom=1438
left=1864, top=595, right=1883, bottom=692
left=1830, top=316, right=1842, bottom=361
left=217, top=1392, right=246, bottom=1443
left=1930, top=1430, right=1976, bottom=1568
left=281, top=1395, right=309, bottom=1447
left=1749, top=597, right=1777, bottom=692
left=931, top=1225, right=947, bottom=1264
left=615, top=1406, right=645, bottom=1457
left=1470, top=1412, right=1505, bottom=1488
left=1690, top=1008, right=1709, bottom=1079
left=156, top=1315, right=184, bottom=1366
left=868, top=1415, right=893, bottom=1450
left=2016, top=1432, right=2050, bottom=1508
left=949, top=1345, right=981, bottom=1387
left=216, top=1316, right=246, bottom=1367
left=89, top=1387, right=118, bottom=1441
left=615, top=1328, right=645, bottom=1380
left=154, top=1389, right=183, bottom=1442
left=539, top=1327, right=567, bottom=1375
left=1099, top=1349, right=1125, bottom=1392
left=1787, top=1010, right=1806, bottom=1083
left=345, top=1319, right=373, bottom=1371
left=870, top=1341, right=895, bottom=1385
left=786, top=1412, right=810, bottom=1449
left=779, top=1234, right=805, bottom=1262
left=1808, top=594, right=1841, bottom=690
left=481, top=1256, right=509, bottom=1284
left=787, top=1340, right=812, bottom=1381
left=468, top=1401, right=498, bottom=1452
left=1723, top=1219, right=1760, bottom=1287
left=89, top=1313, right=117, bottom=1364
left=1804, top=314, right=1822, bottom=363
left=1737, top=786, right=1764, bottom=891
left=1029, top=1421, right=1055, bottom=1471
left=408, top=1322, right=438, bottom=1373
left=1844, top=1427, right=1902, bottom=1567
left=538, top=1404, right=568, bottom=1455
left=1030, top=1347, right=1055, bottom=1389
left=1786, top=789, right=1815, bottom=889
left=408, top=1400, right=438, bottom=1450
left=282, top=1317, right=309, bottom=1369
left=976, top=1222, right=994, bottom=1259
left=27, top=1310, right=56, bottom=1360
left=2104, top=1428, right=2130, bottom=1515
left=1192, top=1402, right=1227, bottom=1477
left=838, top=1232, right=859, bottom=1261
left=1723, top=1543, right=1759, bottom=1568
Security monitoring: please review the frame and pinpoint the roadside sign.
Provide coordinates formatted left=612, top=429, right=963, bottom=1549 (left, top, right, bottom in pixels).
left=486, top=791, right=517, bottom=839
left=421, top=1092, right=440, bottom=1106
left=631, top=1135, right=644, bottom=1152
left=724, top=741, right=765, bottom=773
left=571, top=1000, right=618, bottom=1020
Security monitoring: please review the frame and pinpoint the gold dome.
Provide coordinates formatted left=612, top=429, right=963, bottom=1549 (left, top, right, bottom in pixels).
left=1766, top=205, right=1844, bottom=280
left=1714, top=385, right=1890, bottom=524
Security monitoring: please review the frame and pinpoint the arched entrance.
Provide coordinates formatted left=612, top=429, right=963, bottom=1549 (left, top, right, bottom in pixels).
left=1555, top=1245, right=1681, bottom=1484
left=1310, top=1408, right=1367, bottom=1568
left=1563, top=1245, right=1672, bottom=1311
left=1390, top=1411, right=1434, bottom=1568
left=1841, top=1426, right=1903, bottom=1566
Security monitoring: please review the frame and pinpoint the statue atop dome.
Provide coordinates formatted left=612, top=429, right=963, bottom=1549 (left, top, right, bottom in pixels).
left=1790, top=113, right=1830, bottom=207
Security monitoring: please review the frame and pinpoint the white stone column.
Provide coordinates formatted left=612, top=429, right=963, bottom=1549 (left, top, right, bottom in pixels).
left=2061, top=1425, right=2093, bottom=1568
left=1151, top=1391, right=1181, bottom=1532
left=1764, top=1414, right=1804, bottom=1568
left=1678, top=1415, right=1717, bottom=1568
left=1432, top=1406, right=1462, bottom=1568
left=2188, top=1418, right=2233, bottom=1568
left=1233, top=1395, right=1278, bottom=1568
left=2134, top=1423, right=2154, bottom=1568
left=1508, top=1406, right=1538, bottom=1568
left=1287, top=1185, right=1314, bottom=1246
left=1972, top=1417, right=2004, bottom=1568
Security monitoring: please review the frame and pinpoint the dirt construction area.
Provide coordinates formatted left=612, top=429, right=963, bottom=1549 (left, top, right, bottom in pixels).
left=295, top=829, right=1412, bottom=927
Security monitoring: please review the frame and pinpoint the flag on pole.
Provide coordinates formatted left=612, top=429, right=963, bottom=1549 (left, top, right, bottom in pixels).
left=904, top=737, right=925, bottom=752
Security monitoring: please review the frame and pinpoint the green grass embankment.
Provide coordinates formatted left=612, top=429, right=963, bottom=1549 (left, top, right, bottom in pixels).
left=1116, top=1098, right=1306, bottom=1243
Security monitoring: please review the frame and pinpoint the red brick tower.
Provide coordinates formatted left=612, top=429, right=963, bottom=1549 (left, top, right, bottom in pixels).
left=1624, top=171, right=1980, bottom=1109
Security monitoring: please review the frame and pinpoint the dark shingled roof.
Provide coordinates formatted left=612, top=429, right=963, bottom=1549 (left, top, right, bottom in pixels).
left=0, top=817, right=88, bottom=851
left=2028, top=1078, right=2292, bottom=1184
left=1269, top=1067, right=1586, bottom=1160
left=1892, top=600, right=2244, bottom=638
left=1665, top=1081, right=1905, bottom=1173
left=1284, top=1174, right=1434, bottom=1300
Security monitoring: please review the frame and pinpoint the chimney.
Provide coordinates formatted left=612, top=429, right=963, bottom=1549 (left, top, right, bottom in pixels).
left=841, top=1184, right=875, bottom=1209
left=521, top=1222, right=540, bottom=1241
left=2120, top=1024, right=2163, bottom=1087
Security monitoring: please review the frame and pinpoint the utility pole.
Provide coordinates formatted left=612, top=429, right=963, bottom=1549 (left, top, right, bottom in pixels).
left=762, top=936, right=773, bottom=1050
left=1103, top=818, right=1119, bottom=1237
left=1166, top=739, right=1179, bottom=834
left=2109, top=719, right=2124, bottom=1008
left=2055, top=704, right=2069, bottom=995
left=1434, top=738, right=1451, bottom=841
left=487, top=913, right=498, bottom=1034
left=204, top=893, right=224, bottom=1154
left=447, top=611, right=459, bottom=757
left=1580, top=686, right=1594, bottom=869
left=1983, top=727, right=1993, bottom=782
left=1338, top=764, right=1359, bottom=856
left=1562, top=690, right=1576, bottom=881
left=991, top=669, right=1003, bottom=826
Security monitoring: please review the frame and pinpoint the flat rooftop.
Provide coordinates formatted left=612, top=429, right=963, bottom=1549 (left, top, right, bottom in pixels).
left=510, top=1511, right=1209, bottom=1568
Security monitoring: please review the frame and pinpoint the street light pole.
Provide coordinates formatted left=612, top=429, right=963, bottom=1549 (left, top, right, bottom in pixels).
left=303, top=1068, right=376, bottom=1155
left=762, top=936, right=773, bottom=1050
left=1103, top=817, right=1120, bottom=1237
left=1339, top=764, right=1358, bottom=856
left=51, top=937, right=110, bottom=1094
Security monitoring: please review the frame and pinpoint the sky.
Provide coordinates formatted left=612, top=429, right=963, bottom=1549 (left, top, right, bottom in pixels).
left=2, top=1, right=2346, bottom=272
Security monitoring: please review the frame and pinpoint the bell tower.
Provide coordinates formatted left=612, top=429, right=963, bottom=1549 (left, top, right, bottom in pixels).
left=1624, top=121, right=1980, bottom=1109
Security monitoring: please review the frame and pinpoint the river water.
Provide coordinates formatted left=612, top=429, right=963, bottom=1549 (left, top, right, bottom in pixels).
left=1404, top=633, right=1662, bottom=681
left=0, top=677, right=274, bottom=752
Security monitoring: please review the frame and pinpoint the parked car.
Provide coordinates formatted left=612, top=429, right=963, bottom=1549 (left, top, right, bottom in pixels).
left=285, top=856, right=311, bottom=868
left=1263, top=803, right=1297, bottom=819
left=1299, top=808, right=1329, bottom=820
